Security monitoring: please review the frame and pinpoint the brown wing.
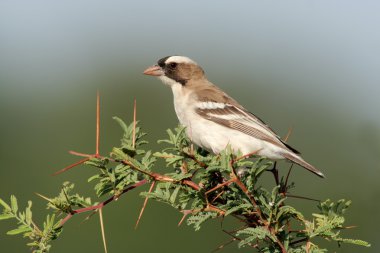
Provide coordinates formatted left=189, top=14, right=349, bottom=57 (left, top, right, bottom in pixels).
left=196, top=103, right=300, bottom=154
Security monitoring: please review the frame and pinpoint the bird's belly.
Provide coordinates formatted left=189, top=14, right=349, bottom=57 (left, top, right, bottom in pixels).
left=186, top=118, right=283, bottom=160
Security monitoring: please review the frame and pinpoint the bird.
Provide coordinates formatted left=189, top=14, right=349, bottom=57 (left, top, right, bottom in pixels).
left=143, top=56, right=324, bottom=178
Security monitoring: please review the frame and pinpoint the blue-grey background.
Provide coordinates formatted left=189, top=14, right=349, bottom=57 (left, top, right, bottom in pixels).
left=0, top=1, right=379, bottom=252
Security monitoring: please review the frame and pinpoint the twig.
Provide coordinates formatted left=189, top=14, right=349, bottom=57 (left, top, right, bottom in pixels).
left=182, top=180, right=201, bottom=191
left=99, top=208, right=108, bottom=253
left=205, top=179, right=235, bottom=195
left=204, top=204, right=225, bottom=215
left=120, top=159, right=200, bottom=191
left=289, top=237, right=309, bottom=246
left=229, top=160, right=263, bottom=221
left=59, top=179, right=147, bottom=226
left=232, top=176, right=263, bottom=220
left=184, top=152, right=207, bottom=169
left=135, top=181, right=155, bottom=229
left=275, top=233, right=288, bottom=253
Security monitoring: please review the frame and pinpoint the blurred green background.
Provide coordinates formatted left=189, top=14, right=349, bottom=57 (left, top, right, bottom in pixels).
left=0, top=1, right=379, bottom=252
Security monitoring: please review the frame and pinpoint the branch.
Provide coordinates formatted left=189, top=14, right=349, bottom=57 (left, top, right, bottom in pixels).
left=59, top=179, right=147, bottom=226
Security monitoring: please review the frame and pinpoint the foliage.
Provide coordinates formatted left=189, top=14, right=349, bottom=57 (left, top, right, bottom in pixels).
left=0, top=117, right=370, bottom=252
left=0, top=196, right=62, bottom=253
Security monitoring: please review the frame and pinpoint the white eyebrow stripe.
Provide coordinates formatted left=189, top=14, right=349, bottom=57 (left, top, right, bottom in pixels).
left=166, top=56, right=197, bottom=65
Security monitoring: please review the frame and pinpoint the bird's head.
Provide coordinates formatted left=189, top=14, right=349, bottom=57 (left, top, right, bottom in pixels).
left=143, top=56, right=205, bottom=86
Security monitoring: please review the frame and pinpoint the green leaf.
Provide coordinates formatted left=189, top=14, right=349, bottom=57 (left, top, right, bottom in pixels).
left=88, top=174, right=101, bottom=182
left=237, top=226, right=276, bottom=248
left=25, top=201, right=32, bottom=225
left=337, top=238, right=371, bottom=247
left=10, top=195, right=18, bottom=213
left=225, top=203, right=252, bottom=216
left=0, top=120, right=371, bottom=252
left=7, top=225, right=32, bottom=235
left=187, top=212, right=218, bottom=231
left=113, top=116, right=129, bottom=133
left=0, top=213, right=14, bottom=220
left=277, top=205, right=304, bottom=222
left=0, top=198, right=11, bottom=210
left=169, top=186, right=181, bottom=204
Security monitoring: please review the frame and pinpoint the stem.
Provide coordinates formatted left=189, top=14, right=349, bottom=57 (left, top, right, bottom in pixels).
left=59, top=179, right=147, bottom=226
left=229, top=160, right=264, bottom=222
left=184, top=152, right=207, bottom=169
left=96, top=90, right=100, bottom=157
left=290, top=237, right=309, bottom=246
left=120, top=159, right=200, bottom=191
left=205, top=179, right=235, bottom=195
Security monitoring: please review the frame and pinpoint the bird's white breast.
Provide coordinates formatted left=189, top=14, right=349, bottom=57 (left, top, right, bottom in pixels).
left=170, top=84, right=283, bottom=159
left=171, top=83, right=192, bottom=126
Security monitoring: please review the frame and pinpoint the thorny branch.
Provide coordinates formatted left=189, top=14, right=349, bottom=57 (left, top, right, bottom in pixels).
left=59, top=179, right=148, bottom=226
left=28, top=93, right=366, bottom=253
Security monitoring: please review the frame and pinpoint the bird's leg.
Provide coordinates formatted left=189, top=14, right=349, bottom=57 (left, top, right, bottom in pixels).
left=268, top=162, right=280, bottom=186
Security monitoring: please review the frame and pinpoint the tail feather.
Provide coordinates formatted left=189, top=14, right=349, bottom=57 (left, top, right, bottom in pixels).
left=281, top=152, right=325, bottom=178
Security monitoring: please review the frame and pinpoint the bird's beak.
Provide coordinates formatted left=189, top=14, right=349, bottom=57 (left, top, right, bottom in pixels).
left=143, top=65, right=164, bottom=76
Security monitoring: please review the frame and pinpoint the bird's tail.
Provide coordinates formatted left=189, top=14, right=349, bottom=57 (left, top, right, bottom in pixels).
left=281, top=152, right=325, bottom=178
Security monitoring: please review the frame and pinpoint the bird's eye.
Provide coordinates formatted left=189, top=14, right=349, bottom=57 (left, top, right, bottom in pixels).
left=169, top=62, right=177, bottom=68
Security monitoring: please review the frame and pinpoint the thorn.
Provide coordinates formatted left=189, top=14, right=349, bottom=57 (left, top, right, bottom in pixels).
left=135, top=181, right=155, bottom=229
left=178, top=213, right=187, bottom=227
left=211, top=191, right=225, bottom=204
left=211, top=239, right=236, bottom=252
left=205, top=179, right=235, bottom=195
left=284, top=126, right=293, bottom=142
left=132, top=98, right=137, bottom=149
left=81, top=210, right=98, bottom=224
left=222, top=229, right=258, bottom=248
left=178, top=210, right=193, bottom=227
left=68, top=150, right=94, bottom=158
left=52, top=157, right=89, bottom=176
left=285, top=194, right=320, bottom=202
left=34, top=192, right=53, bottom=203
left=235, top=149, right=262, bottom=162
left=342, top=225, right=357, bottom=229
left=180, top=161, right=188, bottom=174
left=306, top=240, right=311, bottom=253
left=96, top=90, right=100, bottom=157
left=53, top=93, right=102, bottom=176
left=61, top=187, right=71, bottom=205
left=99, top=208, right=108, bottom=253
